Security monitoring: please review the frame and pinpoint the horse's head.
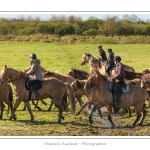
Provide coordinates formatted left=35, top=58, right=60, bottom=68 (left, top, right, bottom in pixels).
left=71, top=79, right=84, bottom=91
left=67, top=69, right=74, bottom=77
left=84, top=72, right=98, bottom=90
left=81, top=53, right=89, bottom=65
left=0, top=65, right=11, bottom=82
left=140, top=79, right=150, bottom=89
left=0, top=65, right=22, bottom=82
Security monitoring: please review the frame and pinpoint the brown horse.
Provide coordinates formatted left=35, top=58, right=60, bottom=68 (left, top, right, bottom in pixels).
left=43, top=71, right=78, bottom=110
left=67, top=68, right=89, bottom=80
left=84, top=72, right=149, bottom=128
left=0, top=65, right=76, bottom=123
left=0, top=81, right=14, bottom=119
left=71, top=79, right=103, bottom=123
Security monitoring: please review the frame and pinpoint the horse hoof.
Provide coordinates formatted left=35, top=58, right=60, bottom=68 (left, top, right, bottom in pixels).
left=128, top=124, right=135, bottom=128
left=127, top=115, right=132, bottom=118
left=89, top=119, right=93, bottom=125
left=57, top=120, right=61, bottom=124
left=137, top=123, right=142, bottom=126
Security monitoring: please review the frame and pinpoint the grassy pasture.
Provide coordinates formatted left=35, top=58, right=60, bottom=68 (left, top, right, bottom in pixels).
left=0, top=42, right=150, bottom=136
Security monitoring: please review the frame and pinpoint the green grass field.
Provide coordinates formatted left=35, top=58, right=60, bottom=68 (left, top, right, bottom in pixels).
left=0, top=42, right=150, bottom=136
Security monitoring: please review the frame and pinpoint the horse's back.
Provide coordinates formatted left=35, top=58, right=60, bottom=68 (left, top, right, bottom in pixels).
left=141, top=73, right=150, bottom=80
left=124, top=85, right=148, bottom=101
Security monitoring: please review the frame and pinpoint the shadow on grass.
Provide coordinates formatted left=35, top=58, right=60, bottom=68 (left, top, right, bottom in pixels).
left=5, top=118, right=89, bottom=127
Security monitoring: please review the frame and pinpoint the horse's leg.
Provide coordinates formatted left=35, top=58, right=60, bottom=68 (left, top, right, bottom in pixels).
left=107, top=105, right=116, bottom=128
left=0, top=101, right=4, bottom=119
left=88, top=105, right=96, bottom=125
left=63, top=95, right=68, bottom=111
left=41, top=100, right=47, bottom=106
left=131, top=106, right=142, bottom=127
left=22, top=102, right=26, bottom=111
left=25, top=101, right=34, bottom=122
left=9, top=100, right=22, bottom=121
left=54, top=98, right=63, bottom=123
left=75, top=100, right=89, bottom=116
left=48, top=99, right=53, bottom=111
left=32, top=100, right=42, bottom=111
left=76, top=97, right=83, bottom=107
left=136, top=107, right=147, bottom=126
left=127, top=108, right=132, bottom=117
left=97, top=106, right=103, bottom=119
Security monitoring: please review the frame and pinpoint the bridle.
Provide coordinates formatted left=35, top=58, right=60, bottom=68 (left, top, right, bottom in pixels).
left=1, top=68, right=22, bottom=82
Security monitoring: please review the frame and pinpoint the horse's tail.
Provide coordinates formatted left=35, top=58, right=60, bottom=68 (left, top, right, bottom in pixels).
left=65, top=83, right=76, bottom=114
left=7, top=84, right=14, bottom=114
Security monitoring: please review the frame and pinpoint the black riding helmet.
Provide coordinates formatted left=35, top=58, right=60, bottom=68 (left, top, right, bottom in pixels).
left=113, top=56, right=121, bottom=62
left=107, top=48, right=112, bottom=52
left=30, top=53, right=37, bottom=59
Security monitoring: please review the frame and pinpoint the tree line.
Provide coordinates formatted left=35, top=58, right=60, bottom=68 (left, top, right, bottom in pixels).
left=0, top=14, right=150, bottom=36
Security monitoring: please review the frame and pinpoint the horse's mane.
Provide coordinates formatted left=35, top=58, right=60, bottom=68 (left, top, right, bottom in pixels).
left=88, top=72, right=107, bottom=82
left=76, top=79, right=84, bottom=88
left=44, top=71, right=55, bottom=75
left=71, top=68, right=89, bottom=76
left=86, top=53, right=99, bottom=62
left=3, top=67, right=24, bottom=79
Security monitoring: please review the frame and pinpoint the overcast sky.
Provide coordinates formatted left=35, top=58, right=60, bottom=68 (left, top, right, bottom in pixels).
left=0, top=13, right=150, bottom=21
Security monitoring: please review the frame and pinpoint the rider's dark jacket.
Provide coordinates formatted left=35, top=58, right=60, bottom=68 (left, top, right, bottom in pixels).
left=111, top=62, right=125, bottom=81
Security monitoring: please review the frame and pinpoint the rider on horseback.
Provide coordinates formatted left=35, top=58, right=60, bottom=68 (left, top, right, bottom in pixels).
left=25, top=53, right=44, bottom=99
left=98, top=46, right=107, bottom=62
left=108, top=56, right=125, bottom=105
left=105, top=48, right=115, bottom=77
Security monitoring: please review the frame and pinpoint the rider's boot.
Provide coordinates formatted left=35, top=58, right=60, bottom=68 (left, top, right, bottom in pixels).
left=31, top=86, right=39, bottom=99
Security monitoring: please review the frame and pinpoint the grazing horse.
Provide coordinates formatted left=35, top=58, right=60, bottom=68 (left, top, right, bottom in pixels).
left=84, top=72, right=149, bottom=128
left=67, top=68, right=89, bottom=80
left=0, top=65, right=76, bottom=123
left=0, top=81, right=14, bottom=119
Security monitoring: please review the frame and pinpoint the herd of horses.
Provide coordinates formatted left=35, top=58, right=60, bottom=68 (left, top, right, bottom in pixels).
left=0, top=52, right=150, bottom=128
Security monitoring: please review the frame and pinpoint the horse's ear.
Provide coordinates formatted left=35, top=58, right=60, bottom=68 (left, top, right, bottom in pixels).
left=5, top=65, right=7, bottom=68
left=85, top=53, right=86, bottom=55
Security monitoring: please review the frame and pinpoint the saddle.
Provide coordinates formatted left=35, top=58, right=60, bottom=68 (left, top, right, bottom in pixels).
left=108, top=81, right=130, bottom=104
left=24, top=78, right=43, bottom=91
left=24, top=78, right=43, bottom=100
left=108, top=81, right=130, bottom=93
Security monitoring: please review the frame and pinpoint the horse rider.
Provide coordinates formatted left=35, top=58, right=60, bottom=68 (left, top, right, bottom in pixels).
left=24, top=53, right=44, bottom=99
left=98, top=45, right=107, bottom=62
left=107, top=56, right=125, bottom=105
left=105, top=48, right=115, bottom=77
